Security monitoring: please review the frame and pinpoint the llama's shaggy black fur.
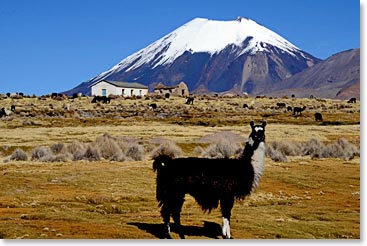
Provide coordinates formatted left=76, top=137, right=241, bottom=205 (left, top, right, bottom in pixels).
left=293, top=106, right=306, bottom=115
left=314, top=112, right=323, bottom=121
left=153, top=121, right=266, bottom=239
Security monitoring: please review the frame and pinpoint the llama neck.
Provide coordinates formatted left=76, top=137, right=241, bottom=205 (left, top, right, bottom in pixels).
left=242, top=139, right=266, bottom=192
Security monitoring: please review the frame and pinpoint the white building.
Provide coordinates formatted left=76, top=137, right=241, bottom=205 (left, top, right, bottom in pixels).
left=91, top=80, right=148, bottom=97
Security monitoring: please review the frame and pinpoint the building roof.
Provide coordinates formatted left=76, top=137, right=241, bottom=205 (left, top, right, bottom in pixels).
left=153, top=82, right=186, bottom=90
left=91, top=80, right=148, bottom=89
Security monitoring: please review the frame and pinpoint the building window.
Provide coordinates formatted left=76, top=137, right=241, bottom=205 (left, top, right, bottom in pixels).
left=139, top=90, right=142, bottom=96
left=122, top=89, right=125, bottom=95
left=102, top=89, right=106, bottom=96
left=131, top=89, right=134, bottom=96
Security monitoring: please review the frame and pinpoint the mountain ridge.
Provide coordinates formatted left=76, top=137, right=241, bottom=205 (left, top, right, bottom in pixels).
left=268, top=48, right=360, bottom=99
left=65, top=17, right=360, bottom=98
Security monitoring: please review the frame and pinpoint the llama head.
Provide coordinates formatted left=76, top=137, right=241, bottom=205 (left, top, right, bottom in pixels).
left=249, top=121, right=266, bottom=145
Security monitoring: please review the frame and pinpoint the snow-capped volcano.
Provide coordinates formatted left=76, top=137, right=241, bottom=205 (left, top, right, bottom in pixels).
left=116, top=17, right=300, bottom=70
left=66, top=17, right=321, bottom=95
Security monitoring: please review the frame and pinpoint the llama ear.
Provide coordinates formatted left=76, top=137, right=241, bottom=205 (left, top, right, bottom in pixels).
left=262, top=121, right=267, bottom=128
left=250, top=121, right=255, bottom=128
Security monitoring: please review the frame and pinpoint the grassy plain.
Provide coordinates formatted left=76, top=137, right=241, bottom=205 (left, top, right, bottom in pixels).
left=0, top=95, right=360, bottom=239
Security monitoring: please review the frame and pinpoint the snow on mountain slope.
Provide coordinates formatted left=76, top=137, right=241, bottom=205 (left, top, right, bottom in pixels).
left=93, top=17, right=303, bottom=81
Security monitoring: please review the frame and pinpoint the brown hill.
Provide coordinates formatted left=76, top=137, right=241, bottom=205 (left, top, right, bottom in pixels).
left=268, top=48, right=360, bottom=99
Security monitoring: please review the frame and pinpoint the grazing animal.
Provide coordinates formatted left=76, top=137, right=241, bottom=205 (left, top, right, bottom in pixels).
left=92, top=96, right=111, bottom=104
left=276, top=102, right=286, bottom=109
left=149, top=103, right=157, bottom=111
left=347, top=97, right=357, bottom=103
left=185, top=97, right=194, bottom=105
left=243, top=103, right=249, bottom=108
left=153, top=121, right=267, bottom=239
left=314, top=112, right=323, bottom=121
left=10, top=105, right=15, bottom=112
left=293, top=106, right=306, bottom=115
left=287, top=106, right=293, bottom=112
left=0, top=107, right=11, bottom=118
left=256, top=95, right=267, bottom=99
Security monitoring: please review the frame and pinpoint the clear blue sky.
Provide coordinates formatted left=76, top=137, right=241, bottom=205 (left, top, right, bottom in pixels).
left=0, top=0, right=360, bottom=95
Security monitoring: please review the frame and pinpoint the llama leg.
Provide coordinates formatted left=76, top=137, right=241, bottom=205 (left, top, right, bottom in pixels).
left=220, top=196, right=234, bottom=239
left=172, top=197, right=185, bottom=239
left=222, top=217, right=231, bottom=239
left=160, top=203, right=172, bottom=239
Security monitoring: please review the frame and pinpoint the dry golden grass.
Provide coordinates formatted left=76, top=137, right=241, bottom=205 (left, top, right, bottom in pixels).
left=0, top=95, right=360, bottom=239
left=0, top=157, right=359, bottom=239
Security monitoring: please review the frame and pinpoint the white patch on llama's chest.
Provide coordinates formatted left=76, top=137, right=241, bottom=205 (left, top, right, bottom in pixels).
left=251, top=142, right=266, bottom=192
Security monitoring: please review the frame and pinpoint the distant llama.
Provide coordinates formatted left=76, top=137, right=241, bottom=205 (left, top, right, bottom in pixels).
left=347, top=97, right=357, bottom=103
left=149, top=103, right=157, bottom=111
left=153, top=121, right=267, bottom=239
left=276, top=102, right=286, bottom=109
left=314, top=112, right=323, bottom=122
left=293, top=106, right=306, bottom=115
left=185, top=96, right=194, bottom=105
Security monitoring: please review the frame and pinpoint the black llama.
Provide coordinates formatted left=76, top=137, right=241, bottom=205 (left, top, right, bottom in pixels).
left=149, top=103, right=157, bottom=111
left=293, top=106, right=306, bottom=115
left=314, top=112, right=323, bottom=121
left=185, top=97, right=194, bottom=105
left=347, top=97, right=357, bottom=103
left=153, top=121, right=267, bottom=239
left=91, top=96, right=111, bottom=104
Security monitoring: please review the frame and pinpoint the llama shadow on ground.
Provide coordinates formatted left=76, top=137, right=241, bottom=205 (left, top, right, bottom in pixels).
left=128, top=221, right=222, bottom=239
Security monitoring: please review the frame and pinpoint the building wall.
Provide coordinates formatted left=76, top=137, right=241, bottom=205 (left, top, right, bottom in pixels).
left=153, top=82, right=189, bottom=96
left=91, top=81, right=148, bottom=97
left=176, top=82, right=189, bottom=96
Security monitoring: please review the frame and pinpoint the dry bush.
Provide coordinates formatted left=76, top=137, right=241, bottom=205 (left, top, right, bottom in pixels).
left=52, top=152, right=73, bottom=162
left=10, top=148, right=28, bottom=161
left=202, top=140, right=242, bottom=159
left=338, top=139, right=360, bottom=156
left=114, top=136, right=139, bottom=150
left=150, top=140, right=182, bottom=159
left=83, top=144, right=101, bottom=161
left=302, top=138, right=325, bottom=158
left=193, top=146, right=205, bottom=157
left=266, top=140, right=302, bottom=162
left=197, top=131, right=246, bottom=144
left=94, top=134, right=122, bottom=160
left=50, top=142, right=65, bottom=154
left=31, top=146, right=54, bottom=162
left=268, top=141, right=303, bottom=157
left=312, top=138, right=360, bottom=160
left=268, top=138, right=360, bottom=161
left=66, top=140, right=85, bottom=155
left=266, top=145, right=288, bottom=162
left=109, top=152, right=126, bottom=162
left=66, top=141, right=87, bottom=161
left=125, top=143, right=144, bottom=161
